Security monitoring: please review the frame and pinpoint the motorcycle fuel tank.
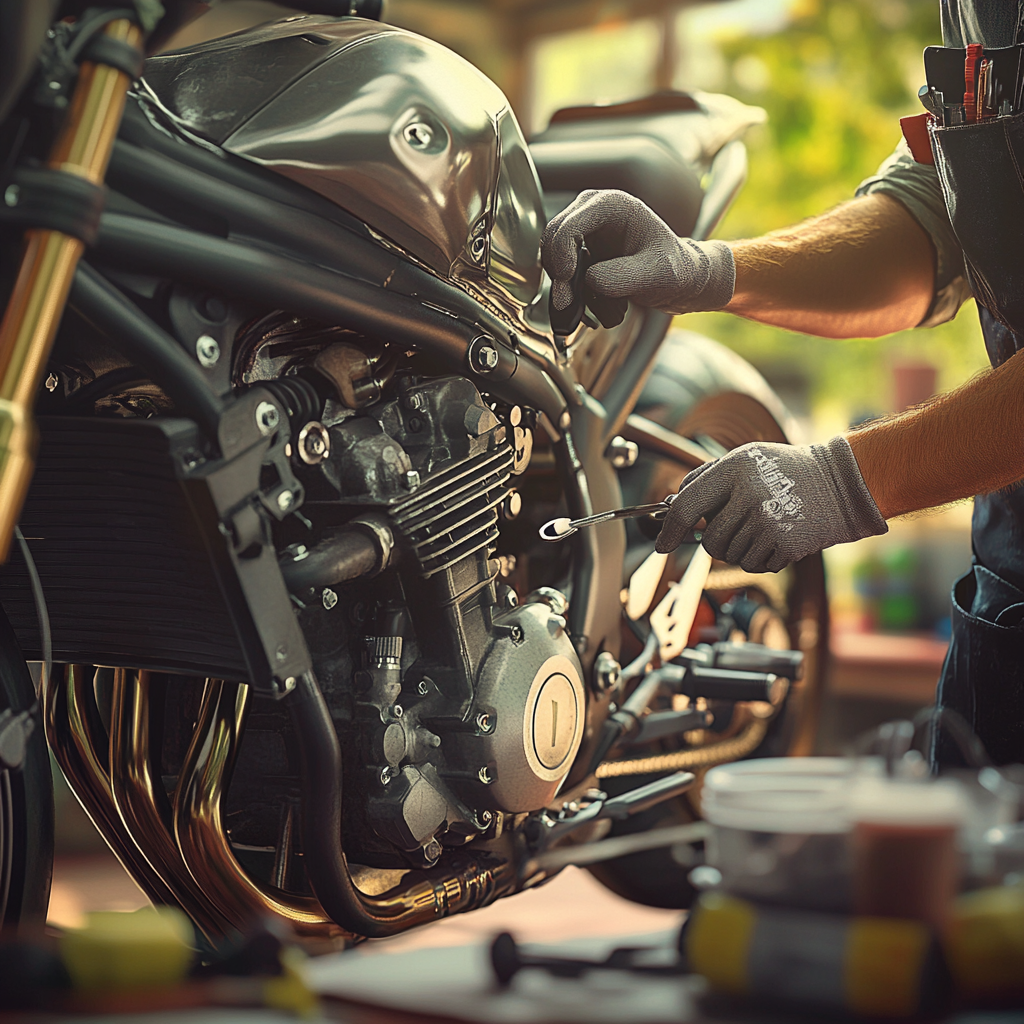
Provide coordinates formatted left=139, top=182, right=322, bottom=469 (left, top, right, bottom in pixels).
left=140, top=16, right=545, bottom=307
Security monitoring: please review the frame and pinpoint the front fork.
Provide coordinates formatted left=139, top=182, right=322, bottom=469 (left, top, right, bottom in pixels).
left=0, top=16, right=141, bottom=559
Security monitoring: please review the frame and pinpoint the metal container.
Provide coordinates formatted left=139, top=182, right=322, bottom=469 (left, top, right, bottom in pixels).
left=702, top=757, right=855, bottom=913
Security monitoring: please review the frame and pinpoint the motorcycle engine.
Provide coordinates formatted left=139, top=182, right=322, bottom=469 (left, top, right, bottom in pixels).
left=251, top=331, right=586, bottom=869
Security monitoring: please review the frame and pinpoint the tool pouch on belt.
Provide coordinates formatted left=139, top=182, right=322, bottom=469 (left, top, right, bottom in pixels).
left=937, top=565, right=1024, bottom=766
left=930, top=112, right=1024, bottom=336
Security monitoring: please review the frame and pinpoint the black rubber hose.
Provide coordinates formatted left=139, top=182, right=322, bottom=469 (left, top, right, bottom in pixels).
left=284, top=671, right=400, bottom=937
left=93, top=214, right=566, bottom=424
left=69, top=263, right=226, bottom=443
left=279, top=529, right=378, bottom=592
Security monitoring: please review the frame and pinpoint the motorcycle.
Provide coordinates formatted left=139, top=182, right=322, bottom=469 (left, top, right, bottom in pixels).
left=0, top=1, right=827, bottom=945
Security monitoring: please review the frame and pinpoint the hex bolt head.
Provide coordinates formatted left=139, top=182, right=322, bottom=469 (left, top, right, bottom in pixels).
left=479, top=810, right=493, bottom=825
left=423, top=838, right=442, bottom=863
left=322, top=588, right=338, bottom=610
left=44, top=372, right=59, bottom=393
left=417, top=679, right=430, bottom=696
left=404, top=469, right=421, bottom=490
left=392, top=704, right=404, bottom=719
left=256, top=400, right=280, bottom=436
left=195, top=334, right=220, bottom=368
left=277, top=490, right=294, bottom=511
left=476, top=712, right=494, bottom=733
left=594, top=651, right=622, bottom=693
left=380, top=766, right=394, bottom=785
left=4, top=184, right=19, bottom=207
left=509, top=625, right=524, bottom=644
left=607, top=436, right=639, bottom=469
left=471, top=343, right=499, bottom=373
left=477, top=766, right=494, bottom=785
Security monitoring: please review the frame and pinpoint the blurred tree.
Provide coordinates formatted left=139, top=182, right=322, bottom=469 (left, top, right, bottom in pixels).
left=682, top=0, right=989, bottom=425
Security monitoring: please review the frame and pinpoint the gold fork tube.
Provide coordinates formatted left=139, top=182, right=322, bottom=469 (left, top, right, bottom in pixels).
left=173, top=680, right=349, bottom=940
left=0, top=19, right=141, bottom=560
left=108, top=669, right=232, bottom=941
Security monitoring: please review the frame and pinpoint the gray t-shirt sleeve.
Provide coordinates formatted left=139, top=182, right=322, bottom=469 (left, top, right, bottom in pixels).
left=855, top=139, right=973, bottom=327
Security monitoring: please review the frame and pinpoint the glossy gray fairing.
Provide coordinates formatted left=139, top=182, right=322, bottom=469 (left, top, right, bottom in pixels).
left=140, top=17, right=545, bottom=310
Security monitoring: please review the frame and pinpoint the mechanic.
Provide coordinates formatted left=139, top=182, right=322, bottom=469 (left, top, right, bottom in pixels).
left=541, top=3, right=1024, bottom=765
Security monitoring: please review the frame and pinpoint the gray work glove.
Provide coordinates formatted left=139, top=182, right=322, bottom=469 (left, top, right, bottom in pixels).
left=541, top=189, right=736, bottom=328
left=655, top=437, right=887, bottom=572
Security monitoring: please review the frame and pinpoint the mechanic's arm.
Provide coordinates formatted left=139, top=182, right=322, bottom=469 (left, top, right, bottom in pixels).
left=541, top=189, right=934, bottom=338
left=848, top=350, right=1024, bottom=518
left=653, top=355, right=1024, bottom=572
left=727, top=193, right=933, bottom=338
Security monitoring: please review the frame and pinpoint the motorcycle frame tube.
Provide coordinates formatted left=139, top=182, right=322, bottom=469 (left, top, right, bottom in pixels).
left=92, top=215, right=567, bottom=425
left=172, top=678, right=350, bottom=941
left=599, top=310, right=675, bottom=446
left=286, top=671, right=516, bottom=938
left=0, top=18, right=141, bottom=562
left=105, top=126, right=580, bottom=411
left=70, top=263, right=226, bottom=443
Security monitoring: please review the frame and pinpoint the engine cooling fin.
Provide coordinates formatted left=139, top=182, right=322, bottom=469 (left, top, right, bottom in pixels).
left=391, top=443, right=514, bottom=579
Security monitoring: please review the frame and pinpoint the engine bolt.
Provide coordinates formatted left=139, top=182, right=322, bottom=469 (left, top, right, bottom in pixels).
left=392, top=704, right=404, bottom=719
left=501, top=490, right=522, bottom=521
left=322, top=588, right=338, bottom=610
left=195, top=334, right=220, bottom=368
left=404, top=469, right=420, bottom=490
left=479, top=810, right=493, bottom=826
left=526, top=587, right=569, bottom=617
left=594, top=651, right=622, bottom=694
left=417, top=679, right=430, bottom=696
left=297, top=421, right=331, bottom=465
left=471, top=342, right=499, bottom=373
left=255, top=400, right=280, bottom=436
left=477, top=766, right=494, bottom=785
left=423, top=838, right=442, bottom=864
left=476, top=712, right=494, bottom=733
left=380, top=766, right=395, bottom=785
left=277, top=490, right=294, bottom=511
left=607, top=435, right=639, bottom=469
left=509, top=625, right=524, bottom=644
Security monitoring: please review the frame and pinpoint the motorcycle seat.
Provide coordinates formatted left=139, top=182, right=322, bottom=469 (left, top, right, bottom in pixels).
left=529, top=90, right=765, bottom=237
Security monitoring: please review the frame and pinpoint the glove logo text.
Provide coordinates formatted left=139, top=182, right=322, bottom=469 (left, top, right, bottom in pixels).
left=746, top=447, right=804, bottom=530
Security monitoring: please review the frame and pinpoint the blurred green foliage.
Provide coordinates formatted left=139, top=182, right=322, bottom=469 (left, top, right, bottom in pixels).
left=683, top=0, right=990, bottom=422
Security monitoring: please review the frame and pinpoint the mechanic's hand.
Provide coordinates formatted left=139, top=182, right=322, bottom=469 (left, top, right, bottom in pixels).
left=656, top=438, right=887, bottom=573
left=541, top=189, right=735, bottom=328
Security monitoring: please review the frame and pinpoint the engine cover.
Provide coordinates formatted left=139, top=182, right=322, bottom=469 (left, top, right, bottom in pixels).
left=464, top=601, right=586, bottom=812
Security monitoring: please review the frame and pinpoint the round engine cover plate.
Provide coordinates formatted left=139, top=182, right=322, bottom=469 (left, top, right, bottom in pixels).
left=524, top=656, right=584, bottom=781
left=468, top=602, right=586, bottom=812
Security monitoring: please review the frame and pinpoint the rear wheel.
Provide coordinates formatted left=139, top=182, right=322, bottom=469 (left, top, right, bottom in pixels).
left=0, top=607, right=53, bottom=929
